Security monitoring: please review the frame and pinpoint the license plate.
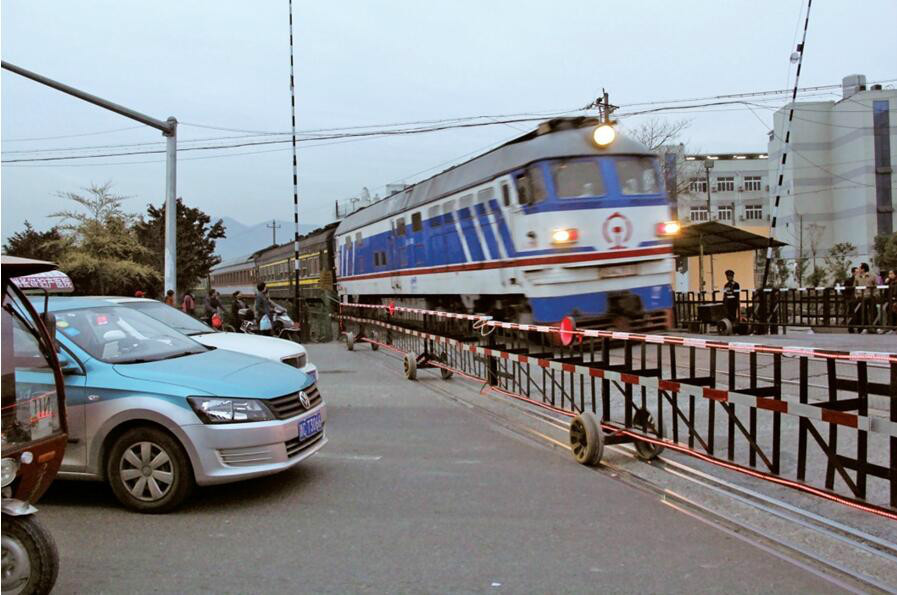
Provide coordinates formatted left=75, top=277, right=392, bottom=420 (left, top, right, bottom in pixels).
left=599, top=265, right=637, bottom=279
left=299, top=412, right=323, bottom=441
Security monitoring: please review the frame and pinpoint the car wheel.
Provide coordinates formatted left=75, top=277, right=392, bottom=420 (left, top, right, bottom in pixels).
left=106, top=426, right=194, bottom=514
left=1, top=513, right=59, bottom=595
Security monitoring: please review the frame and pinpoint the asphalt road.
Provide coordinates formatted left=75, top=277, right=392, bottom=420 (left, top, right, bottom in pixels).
left=39, top=343, right=843, bottom=594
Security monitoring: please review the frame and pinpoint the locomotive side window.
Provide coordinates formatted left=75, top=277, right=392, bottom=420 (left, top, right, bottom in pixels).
left=501, top=183, right=511, bottom=207
left=615, top=157, right=661, bottom=195
left=411, top=212, right=423, bottom=232
left=515, top=165, right=547, bottom=205
left=395, top=218, right=406, bottom=236
left=552, top=159, right=606, bottom=198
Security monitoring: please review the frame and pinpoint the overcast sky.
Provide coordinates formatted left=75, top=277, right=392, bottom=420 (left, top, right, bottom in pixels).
left=2, top=0, right=896, bottom=241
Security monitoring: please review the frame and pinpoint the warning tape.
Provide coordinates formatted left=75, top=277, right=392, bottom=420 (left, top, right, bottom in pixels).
left=338, top=303, right=897, bottom=364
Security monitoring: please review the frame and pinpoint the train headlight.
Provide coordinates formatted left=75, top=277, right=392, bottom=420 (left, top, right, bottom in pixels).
left=655, top=221, right=681, bottom=237
left=551, top=228, right=579, bottom=245
left=592, top=124, right=616, bottom=147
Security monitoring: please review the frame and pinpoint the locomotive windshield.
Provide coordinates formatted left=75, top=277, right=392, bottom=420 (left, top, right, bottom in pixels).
left=551, top=159, right=606, bottom=198
left=614, top=156, right=662, bottom=195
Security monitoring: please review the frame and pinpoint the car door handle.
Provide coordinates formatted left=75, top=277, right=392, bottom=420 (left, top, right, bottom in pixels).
left=87, top=395, right=101, bottom=402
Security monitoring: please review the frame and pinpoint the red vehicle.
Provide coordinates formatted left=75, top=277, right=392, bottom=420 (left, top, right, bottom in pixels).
left=2, top=256, right=72, bottom=594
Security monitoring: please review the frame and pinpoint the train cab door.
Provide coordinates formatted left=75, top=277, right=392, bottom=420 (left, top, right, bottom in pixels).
left=389, top=219, right=402, bottom=292
left=509, top=165, right=547, bottom=253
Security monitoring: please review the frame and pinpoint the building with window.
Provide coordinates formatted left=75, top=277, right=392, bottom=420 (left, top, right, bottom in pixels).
left=664, top=152, right=771, bottom=291
left=769, top=74, right=896, bottom=270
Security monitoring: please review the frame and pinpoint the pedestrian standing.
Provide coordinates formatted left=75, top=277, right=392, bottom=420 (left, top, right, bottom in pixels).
left=856, top=263, right=877, bottom=331
left=181, top=290, right=196, bottom=317
left=845, top=267, right=858, bottom=333
left=164, top=289, right=175, bottom=307
left=722, top=269, right=740, bottom=323
left=885, top=269, right=897, bottom=332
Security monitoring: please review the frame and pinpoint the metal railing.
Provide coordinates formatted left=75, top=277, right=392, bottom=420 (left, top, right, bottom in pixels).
left=337, top=302, right=897, bottom=520
left=675, top=285, right=897, bottom=334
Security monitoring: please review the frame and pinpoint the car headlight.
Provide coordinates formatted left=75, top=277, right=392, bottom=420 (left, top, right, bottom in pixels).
left=1, top=458, right=19, bottom=488
left=188, top=397, right=274, bottom=424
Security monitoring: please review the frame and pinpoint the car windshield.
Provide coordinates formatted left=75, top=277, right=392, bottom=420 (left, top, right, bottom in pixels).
left=122, top=301, right=214, bottom=336
left=54, top=305, right=207, bottom=364
left=614, top=156, right=661, bottom=195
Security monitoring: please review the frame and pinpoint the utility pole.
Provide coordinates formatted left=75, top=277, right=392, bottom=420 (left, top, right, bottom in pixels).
left=267, top=219, right=282, bottom=245
left=1, top=61, right=179, bottom=296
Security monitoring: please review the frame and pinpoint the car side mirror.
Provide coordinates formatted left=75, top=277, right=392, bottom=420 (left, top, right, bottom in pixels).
left=57, top=351, right=83, bottom=375
left=41, top=311, right=58, bottom=349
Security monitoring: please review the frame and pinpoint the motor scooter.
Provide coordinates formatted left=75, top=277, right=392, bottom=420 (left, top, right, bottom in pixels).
left=2, top=256, right=71, bottom=595
left=238, top=304, right=299, bottom=339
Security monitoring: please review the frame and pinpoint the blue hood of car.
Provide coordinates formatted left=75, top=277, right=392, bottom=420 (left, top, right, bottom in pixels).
left=112, top=348, right=312, bottom=398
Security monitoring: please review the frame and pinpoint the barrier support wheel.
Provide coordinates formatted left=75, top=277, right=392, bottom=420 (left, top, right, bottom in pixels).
left=369, top=329, right=379, bottom=351
left=438, top=353, right=452, bottom=380
left=404, top=352, right=417, bottom=380
left=717, top=318, right=734, bottom=336
left=569, top=412, right=603, bottom=466
left=346, top=332, right=355, bottom=351
left=632, top=408, right=665, bottom=461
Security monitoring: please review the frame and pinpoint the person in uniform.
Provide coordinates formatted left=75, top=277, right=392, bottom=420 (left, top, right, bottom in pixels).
left=722, top=269, right=740, bottom=323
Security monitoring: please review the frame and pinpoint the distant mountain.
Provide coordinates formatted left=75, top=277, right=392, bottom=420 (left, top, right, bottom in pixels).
left=214, top=216, right=323, bottom=261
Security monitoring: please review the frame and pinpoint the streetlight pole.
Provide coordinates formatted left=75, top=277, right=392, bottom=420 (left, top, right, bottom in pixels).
left=164, top=118, right=177, bottom=296
left=704, top=159, right=715, bottom=292
left=1, top=61, right=179, bottom=296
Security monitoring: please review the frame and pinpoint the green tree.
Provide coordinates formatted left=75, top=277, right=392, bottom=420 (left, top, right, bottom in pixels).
left=50, top=183, right=160, bottom=295
left=133, top=198, right=226, bottom=296
left=872, top=232, right=897, bottom=273
left=807, top=267, right=827, bottom=288
left=2, top=221, right=64, bottom=262
left=823, top=242, right=857, bottom=285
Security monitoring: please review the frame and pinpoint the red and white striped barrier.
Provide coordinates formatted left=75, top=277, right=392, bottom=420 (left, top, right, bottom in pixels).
left=337, top=314, right=897, bottom=439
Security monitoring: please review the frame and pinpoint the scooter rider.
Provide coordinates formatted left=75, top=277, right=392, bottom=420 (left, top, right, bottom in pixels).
left=231, top=290, right=248, bottom=328
left=255, top=282, right=273, bottom=335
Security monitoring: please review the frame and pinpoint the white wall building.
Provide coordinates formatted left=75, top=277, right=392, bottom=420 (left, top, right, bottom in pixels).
left=675, top=153, right=770, bottom=225
left=769, top=75, right=897, bottom=266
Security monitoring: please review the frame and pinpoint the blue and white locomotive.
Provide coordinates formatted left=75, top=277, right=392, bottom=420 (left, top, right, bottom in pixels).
left=335, top=117, right=679, bottom=330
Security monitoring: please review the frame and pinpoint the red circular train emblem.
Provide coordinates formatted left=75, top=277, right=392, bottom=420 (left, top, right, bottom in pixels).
left=602, top=211, right=632, bottom=250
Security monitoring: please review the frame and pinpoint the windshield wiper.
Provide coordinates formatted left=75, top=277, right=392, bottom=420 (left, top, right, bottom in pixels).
left=158, top=350, right=203, bottom=361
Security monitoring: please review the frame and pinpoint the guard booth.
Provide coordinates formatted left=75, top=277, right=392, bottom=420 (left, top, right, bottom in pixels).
left=672, top=221, right=787, bottom=333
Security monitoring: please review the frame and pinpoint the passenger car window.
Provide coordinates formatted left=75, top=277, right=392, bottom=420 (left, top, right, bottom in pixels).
left=615, top=157, right=661, bottom=195
left=552, top=159, right=606, bottom=198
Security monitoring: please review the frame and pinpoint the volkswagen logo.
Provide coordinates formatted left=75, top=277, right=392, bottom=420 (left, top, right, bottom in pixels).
left=298, top=391, right=311, bottom=409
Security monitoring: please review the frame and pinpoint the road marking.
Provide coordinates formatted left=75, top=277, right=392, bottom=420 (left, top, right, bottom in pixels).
left=317, top=453, right=382, bottom=461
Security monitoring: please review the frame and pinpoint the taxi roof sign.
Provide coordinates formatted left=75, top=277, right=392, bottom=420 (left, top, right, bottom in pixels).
left=12, top=270, right=75, bottom=293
